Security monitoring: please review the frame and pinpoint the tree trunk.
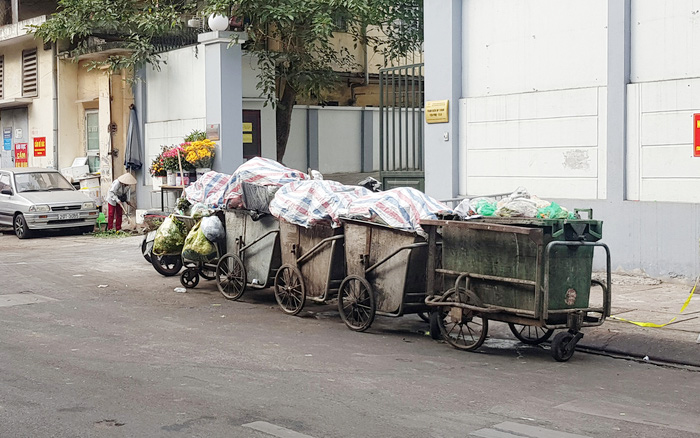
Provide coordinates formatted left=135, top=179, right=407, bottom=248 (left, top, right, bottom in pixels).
left=275, top=82, right=297, bottom=163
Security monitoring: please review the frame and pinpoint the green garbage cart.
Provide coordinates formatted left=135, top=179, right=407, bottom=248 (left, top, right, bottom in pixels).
left=423, top=211, right=611, bottom=362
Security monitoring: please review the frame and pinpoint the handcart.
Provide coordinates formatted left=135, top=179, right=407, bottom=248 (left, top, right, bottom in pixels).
left=215, top=208, right=281, bottom=301
left=178, top=213, right=226, bottom=289
left=338, top=219, right=432, bottom=332
left=423, top=210, right=611, bottom=362
left=274, top=219, right=345, bottom=315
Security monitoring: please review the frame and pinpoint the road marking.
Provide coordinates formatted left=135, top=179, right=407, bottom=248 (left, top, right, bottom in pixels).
left=471, top=421, right=590, bottom=438
left=242, top=421, right=316, bottom=438
left=555, top=400, right=700, bottom=434
left=0, top=293, right=57, bottom=307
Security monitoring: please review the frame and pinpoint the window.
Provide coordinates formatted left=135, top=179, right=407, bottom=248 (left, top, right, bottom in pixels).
left=22, top=48, right=37, bottom=97
left=85, top=110, right=99, bottom=172
left=0, top=172, right=9, bottom=192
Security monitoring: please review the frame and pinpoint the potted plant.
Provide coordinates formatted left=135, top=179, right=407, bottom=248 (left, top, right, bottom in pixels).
left=149, top=149, right=167, bottom=189
left=184, top=138, right=216, bottom=179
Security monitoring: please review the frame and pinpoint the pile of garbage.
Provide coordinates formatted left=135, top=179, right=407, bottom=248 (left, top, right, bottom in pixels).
left=454, top=187, right=579, bottom=220
left=183, top=157, right=310, bottom=209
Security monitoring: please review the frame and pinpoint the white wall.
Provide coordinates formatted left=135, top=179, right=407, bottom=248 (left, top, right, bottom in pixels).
left=631, top=0, right=700, bottom=82
left=459, top=0, right=608, bottom=199
left=317, top=107, right=363, bottom=173
left=626, top=0, right=700, bottom=203
left=284, top=107, right=308, bottom=171
left=462, top=0, right=607, bottom=97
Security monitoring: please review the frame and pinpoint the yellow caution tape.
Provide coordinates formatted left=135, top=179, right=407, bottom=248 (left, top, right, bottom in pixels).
left=610, top=277, right=697, bottom=328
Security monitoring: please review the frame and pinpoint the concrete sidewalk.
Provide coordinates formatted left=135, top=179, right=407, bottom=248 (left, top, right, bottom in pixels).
left=578, top=274, right=699, bottom=367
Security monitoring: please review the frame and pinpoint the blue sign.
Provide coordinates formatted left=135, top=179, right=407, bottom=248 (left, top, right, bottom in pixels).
left=3, top=128, right=11, bottom=151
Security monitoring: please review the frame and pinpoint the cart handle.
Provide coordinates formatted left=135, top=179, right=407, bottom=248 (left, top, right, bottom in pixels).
left=238, top=229, right=279, bottom=256
left=296, top=234, right=344, bottom=266
left=365, top=242, right=428, bottom=274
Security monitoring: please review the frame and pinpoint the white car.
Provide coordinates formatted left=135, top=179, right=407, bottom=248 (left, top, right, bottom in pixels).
left=0, top=167, right=99, bottom=239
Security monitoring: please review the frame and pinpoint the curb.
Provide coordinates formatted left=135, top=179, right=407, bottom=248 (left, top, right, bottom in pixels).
left=577, top=331, right=700, bottom=368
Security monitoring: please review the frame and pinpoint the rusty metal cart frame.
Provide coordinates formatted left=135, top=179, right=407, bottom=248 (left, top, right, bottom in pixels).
left=422, top=216, right=611, bottom=362
left=273, top=220, right=346, bottom=315
left=215, top=209, right=281, bottom=301
left=337, top=219, right=432, bottom=332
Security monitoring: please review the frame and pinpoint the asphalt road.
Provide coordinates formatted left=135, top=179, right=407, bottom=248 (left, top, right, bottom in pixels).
left=0, top=232, right=698, bottom=438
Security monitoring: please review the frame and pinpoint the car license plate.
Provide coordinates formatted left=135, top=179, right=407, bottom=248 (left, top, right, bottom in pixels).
left=58, top=213, right=80, bottom=220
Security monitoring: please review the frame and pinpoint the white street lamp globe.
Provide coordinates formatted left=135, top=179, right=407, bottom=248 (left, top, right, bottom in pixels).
left=208, top=14, right=229, bottom=31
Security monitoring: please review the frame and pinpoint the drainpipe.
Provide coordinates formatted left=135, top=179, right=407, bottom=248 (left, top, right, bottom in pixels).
left=52, top=42, right=58, bottom=169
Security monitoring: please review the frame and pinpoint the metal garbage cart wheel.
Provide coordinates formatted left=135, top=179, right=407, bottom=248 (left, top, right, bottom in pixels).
left=151, top=254, right=183, bottom=276
left=508, top=324, right=554, bottom=345
left=338, top=275, right=376, bottom=332
left=180, top=268, right=199, bottom=288
left=274, top=264, right=306, bottom=315
left=216, top=253, right=247, bottom=301
left=200, top=264, right=217, bottom=281
left=436, top=288, right=488, bottom=351
left=417, top=312, right=430, bottom=323
left=550, top=331, right=578, bottom=362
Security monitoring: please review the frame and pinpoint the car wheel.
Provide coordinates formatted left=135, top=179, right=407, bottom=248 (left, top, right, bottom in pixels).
left=14, top=214, right=32, bottom=239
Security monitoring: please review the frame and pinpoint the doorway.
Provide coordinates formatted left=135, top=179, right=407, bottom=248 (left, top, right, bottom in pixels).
left=0, top=108, right=28, bottom=169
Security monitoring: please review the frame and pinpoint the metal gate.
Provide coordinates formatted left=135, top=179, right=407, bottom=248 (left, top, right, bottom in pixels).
left=379, top=63, right=424, bottom=191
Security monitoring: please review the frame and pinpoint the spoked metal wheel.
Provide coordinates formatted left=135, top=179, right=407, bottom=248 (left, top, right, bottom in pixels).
left=200, top=263, right=217, bottom=281
left=338, top=275, right=376, bottom=332
left=180, top=268, right=200, bottom=288
left=274, top=264, right=306, bottom=315
left=436, top=288, right=488, bottom=351
left=216, top=253, right=247, bottom=300
left=508, top=323, right=554, bottom=345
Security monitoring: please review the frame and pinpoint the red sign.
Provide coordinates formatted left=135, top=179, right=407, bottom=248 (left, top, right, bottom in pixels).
left=15, top=143, right=28, bottom=167
left=695, top=114, right=700, bottom=157
left=33, top=137, right=46, bottom=157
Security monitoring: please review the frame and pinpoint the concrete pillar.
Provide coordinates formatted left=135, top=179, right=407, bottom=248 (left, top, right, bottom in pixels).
left=307, top=108, right=319, bottom=170
left=423, top=0, right=462, bottom=200
left=198, top=31, right=247, bottom=174
left=607, top=0, right=631, bottom=202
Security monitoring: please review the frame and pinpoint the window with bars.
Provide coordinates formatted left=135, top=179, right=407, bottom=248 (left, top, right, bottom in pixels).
left=22, top=48, right=37, bottom=97
left=0, top=56, right=4, bottom=100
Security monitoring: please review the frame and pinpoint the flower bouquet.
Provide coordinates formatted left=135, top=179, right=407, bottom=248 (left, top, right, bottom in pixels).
left=184, top=139, right=216, bottom=169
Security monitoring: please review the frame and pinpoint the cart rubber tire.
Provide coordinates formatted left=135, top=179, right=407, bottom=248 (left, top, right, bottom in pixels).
left=199, top=263, right=217, bottom=281
left=274, top=264, right=306, bottom=316
left=508, top=323, right=554, bottom=345
left=151, top=254, right=183, bottom=276
left=429, top=309, right=444, bottom=340
left=338, top=275, right=376, bottom=332
left=436, top=287, right=488, bottom=351
left=180, top=268, right=200, bottom=288
left=551, top=331, right=577, bottom=362
left=216, top=253, right=247, bottom=301
left=417, top=312, right=430, bottom=323
left=14, top=213, right=32, bottom=239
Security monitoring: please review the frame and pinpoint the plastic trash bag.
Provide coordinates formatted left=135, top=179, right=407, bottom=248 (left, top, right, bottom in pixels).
left=470, top=198, right=497, bottom=216
left=495, top=199, right=539, bottom=218
left=182, top=221, right=217, bottom=262
left=153, top=215, right=188, bottom=255
left=190, top=203, right=211, bottom=219
left=201, top=215, right=225, bottom=242
left=537, top=202, right=570, bottom=219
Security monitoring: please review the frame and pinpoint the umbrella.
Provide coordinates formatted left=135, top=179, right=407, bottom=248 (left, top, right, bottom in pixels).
left=124, top=104, right=143, bottom=170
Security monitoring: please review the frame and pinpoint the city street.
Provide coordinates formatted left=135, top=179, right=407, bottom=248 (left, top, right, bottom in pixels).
left=0, top=232, right=698, bottom=438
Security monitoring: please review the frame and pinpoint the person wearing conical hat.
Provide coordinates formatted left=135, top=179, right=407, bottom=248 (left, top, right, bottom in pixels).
left=106, top=173, right=137, bottom=231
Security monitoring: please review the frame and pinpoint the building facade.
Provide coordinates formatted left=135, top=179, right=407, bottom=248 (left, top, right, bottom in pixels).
left=423, top=0, right=700, bottom=279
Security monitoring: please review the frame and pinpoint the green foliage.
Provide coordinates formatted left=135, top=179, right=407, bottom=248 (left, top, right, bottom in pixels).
left=184, top=129, right=207, bottom=142
left=31, top=0, right=195, bottom=77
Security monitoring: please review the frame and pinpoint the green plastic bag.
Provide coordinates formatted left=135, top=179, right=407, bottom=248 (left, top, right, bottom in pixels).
left=182, top=221, right=216, bottom=262
left=153, top=215, right=187, bottom=255
left=537, top=202, right=570, bottom=219
left=474, top=199, right=496, bottom=216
